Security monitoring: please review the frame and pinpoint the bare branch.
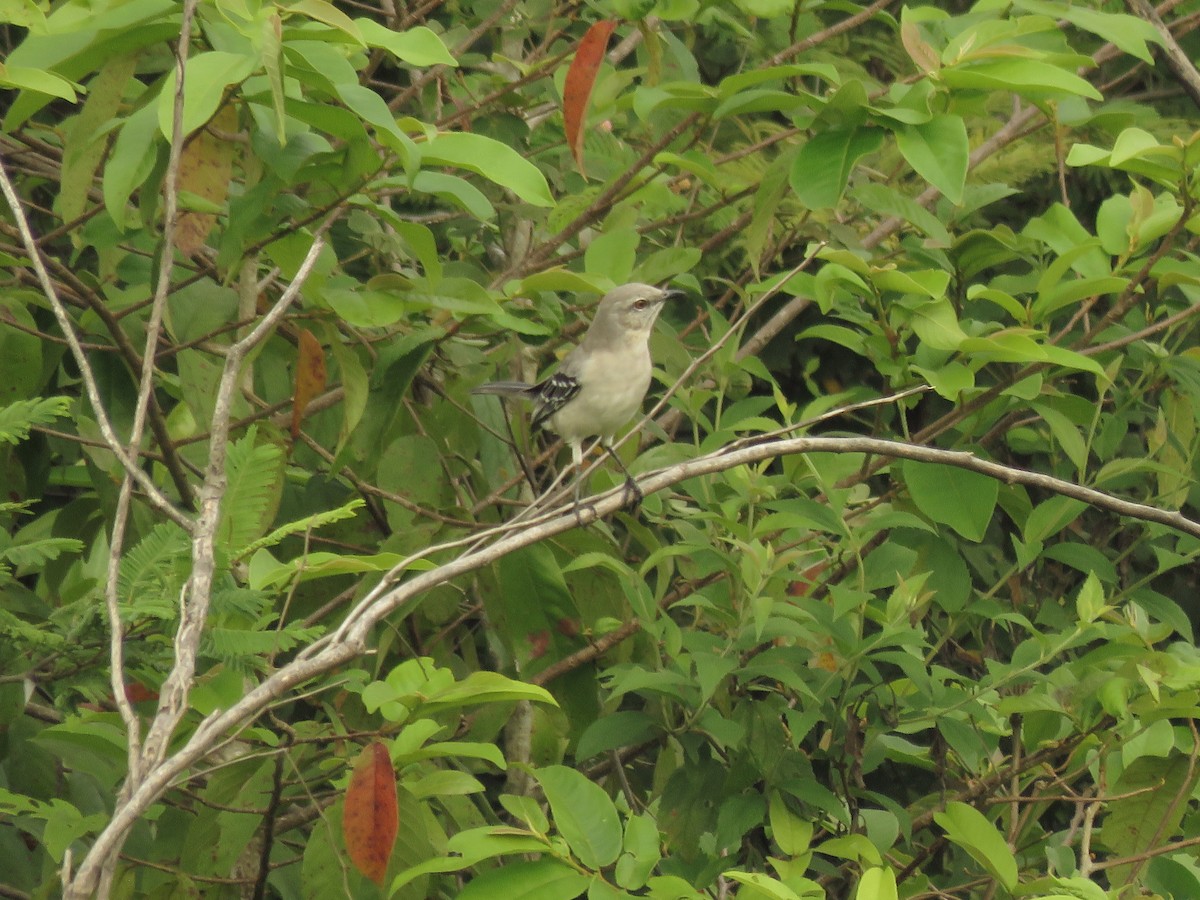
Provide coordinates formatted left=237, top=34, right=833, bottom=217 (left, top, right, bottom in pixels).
left=1125, top=0, right=1200, bottom=110
left=54, top=414, right=1200, bottom=897
left=63, top=228, right=330, bottom=900
left=0, top=156, right=194, bottom=534
left=103, top=0, right=201, bottom=803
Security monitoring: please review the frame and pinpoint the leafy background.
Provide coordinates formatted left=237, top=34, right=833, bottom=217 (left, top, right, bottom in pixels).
left=4, top=0, right=1200, bottom=897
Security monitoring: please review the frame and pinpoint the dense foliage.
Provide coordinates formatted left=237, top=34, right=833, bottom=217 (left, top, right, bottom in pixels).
left=4, top=0, right=1200, bottom=897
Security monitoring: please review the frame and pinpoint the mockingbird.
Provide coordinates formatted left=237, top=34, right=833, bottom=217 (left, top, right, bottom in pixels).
left=474, top=282, right=684, bottom=505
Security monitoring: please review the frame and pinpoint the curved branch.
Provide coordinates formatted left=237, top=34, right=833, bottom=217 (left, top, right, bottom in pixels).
left=0, top=156, right=193, bottom=534
left=63, top=425, right=1200, bottom=897
left=1125, top=0, right=1200, bottom=111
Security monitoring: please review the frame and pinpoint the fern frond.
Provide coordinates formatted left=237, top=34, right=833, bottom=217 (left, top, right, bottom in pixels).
left=211, top=586, right=269, bottom=620
left=118, top=523, right=191, bottom=621
left=218, top=427, right=285, bottom=554
left=3, top=537, right=84, bottom=570
left=203, top=619, right=323, bottom=670
left=0, top=606, right=66, bottom=649
left=233, top=499, right=365, bottom=561
left=0, top=396, right=70, bottom=446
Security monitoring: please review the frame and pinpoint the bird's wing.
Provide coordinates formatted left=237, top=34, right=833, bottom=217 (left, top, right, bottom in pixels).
left=530, top=371, right=581, bottom=430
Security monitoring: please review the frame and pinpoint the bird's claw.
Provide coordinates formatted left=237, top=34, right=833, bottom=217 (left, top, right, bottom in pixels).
left=621, top=476, right=643, bottom=512
left=572, top=499, right=599, bottom=527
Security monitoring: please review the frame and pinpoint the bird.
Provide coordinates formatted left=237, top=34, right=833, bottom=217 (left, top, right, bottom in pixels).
left=473, top=282, right=684, bottom=506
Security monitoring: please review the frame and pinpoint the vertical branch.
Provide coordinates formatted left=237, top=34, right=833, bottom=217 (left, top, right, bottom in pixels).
left=0, top=160, right=193, bottom=533
left=62, top=228, right=331, bottom=900
left=102, top=0, right=201, bottom=801
left=140, top=226, right=332, bottom=771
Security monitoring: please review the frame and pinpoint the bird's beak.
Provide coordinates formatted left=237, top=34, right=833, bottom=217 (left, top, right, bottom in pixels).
left=661, top=288, right=687, bottom=302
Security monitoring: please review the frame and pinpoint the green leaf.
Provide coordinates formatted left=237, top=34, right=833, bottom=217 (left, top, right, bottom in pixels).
left=903, top=461, right=998, bottom=542
left=942, top=58, right=1102, bottom=100
left=790, top=126, right=883, bottom=209
left=721, top=872, right=803, bottom=900
left=259, top=10, right=287, bottom=146
left=285, top=0, right=362, bottom=42
left=0, top=0, right=47, bottom=29
left=895, top=115, right=968, bottom=204
left=768, top=792, right=812, bottom=856
left=410, top=171, right=495, bottom=219
left=912, top=362, right=974, bottom=400
left=576, top=711, right=660, bottom=761
left=234, top=499, right=365, bottom=562
left=455, top=858, right=591, bottom=900
left=816, top=833, right=881, bottom=865
left=0, top=62, right=77, bottom=100
left=1024, top=496, right=1087, bottom=543
left=1099, top=755, right=1197, bottom=886
left=585, top=227, right=639, bottom=283
left=1074, top=571, right=1107, bottom=624
left=616, top=813, right=661, bottom=890
left=718, top=63, right=840, bottom=97
left=423, top=132, right=555, bottom=207
left=1012, top=0, right=1161, bottom=62
left=422, top=671, right=558, bottom=713
left=405, top=769, right=485, bottom=800
left=872, top=268, right=951, bottom=299
left=323, top=286, right=407, bottom=327
left=933, top=801, right=1017, bottom=889
left=335, top=82, right=417, bottom=163
left=118, top=522, right=192, bottom=620
left=535, top=765, right=622, bottom=868
left=855, top=867, right=897, bottom=900
left=156, top=50, right=257, bottom=138
left=1032, top=402, right=1089, bottom=473
left=356, top=19, right=456, bottom=66
left=899, top=297, right=967, bottom=351
left=104, top=102, right=161, bottom=229
left=853, top=182, right=951, bottom=246
left=501, top=794, right=551, bottom=833
left=1015, top=877, right=1108, bottom=900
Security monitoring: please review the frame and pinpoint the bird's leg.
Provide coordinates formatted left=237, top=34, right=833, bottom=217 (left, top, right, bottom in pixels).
left=570, top=439, right=597, bottom=526
left=600, top=439, right=643, bottom=510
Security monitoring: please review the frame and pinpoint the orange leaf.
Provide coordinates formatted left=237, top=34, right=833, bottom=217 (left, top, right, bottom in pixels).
left=175, top=104, right=237, bottom=256
left=342, top=742, right=398, bottom=886
left=123, top=682, right=159, bottom=704
left=787, top=562, right=829, bottom=597
left=563, top=20, right=617, bottom=178
left=291, top=329, right=327, bottom=440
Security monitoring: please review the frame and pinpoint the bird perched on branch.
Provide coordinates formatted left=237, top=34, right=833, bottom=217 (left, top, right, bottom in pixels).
left=473, top=282, right=684, bottom=505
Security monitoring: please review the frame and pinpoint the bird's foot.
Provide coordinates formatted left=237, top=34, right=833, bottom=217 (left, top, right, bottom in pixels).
left=621, top=476, right=643, bottom=512
left=572, top=499, right=599, bottom=527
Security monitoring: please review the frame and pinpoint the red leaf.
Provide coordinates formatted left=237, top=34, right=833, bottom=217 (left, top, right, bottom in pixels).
left=124, top=682, right=159, bottom=704
left=563, top=20, right=617, bottom=178
left=528, top=629, right=551, bottom=660
left=342, top=742, right=398, bottom=886
left=787, top=562, right=829, bottom=597
left=291, top=329, right=327, bottom=440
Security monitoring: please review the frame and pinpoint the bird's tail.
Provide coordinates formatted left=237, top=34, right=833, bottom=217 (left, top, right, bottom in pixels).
left=471, top=381, right=535, bottom=398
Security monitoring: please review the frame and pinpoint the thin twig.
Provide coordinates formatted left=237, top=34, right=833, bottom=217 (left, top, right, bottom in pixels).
left=0, top=154, right=193, bottom=533
left=63, top=226, right=333, bottom=900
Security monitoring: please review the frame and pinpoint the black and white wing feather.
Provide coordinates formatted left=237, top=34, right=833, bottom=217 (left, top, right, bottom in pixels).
left=530, top=372, right=581, bottom=430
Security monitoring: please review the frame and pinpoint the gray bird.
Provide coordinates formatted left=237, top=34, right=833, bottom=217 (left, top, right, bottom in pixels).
left=473, top=282, right=684, bottom=504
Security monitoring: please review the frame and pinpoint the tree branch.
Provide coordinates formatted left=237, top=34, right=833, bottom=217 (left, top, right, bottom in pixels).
left=0, top=157, right=193, bottom=534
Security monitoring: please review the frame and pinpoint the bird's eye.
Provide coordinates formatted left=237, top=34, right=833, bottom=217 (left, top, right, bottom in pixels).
left=633, top=299, right=648, bottom=310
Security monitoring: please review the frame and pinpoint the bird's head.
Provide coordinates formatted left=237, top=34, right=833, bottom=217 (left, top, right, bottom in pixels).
left=592, top=282, right=685, bottom=339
